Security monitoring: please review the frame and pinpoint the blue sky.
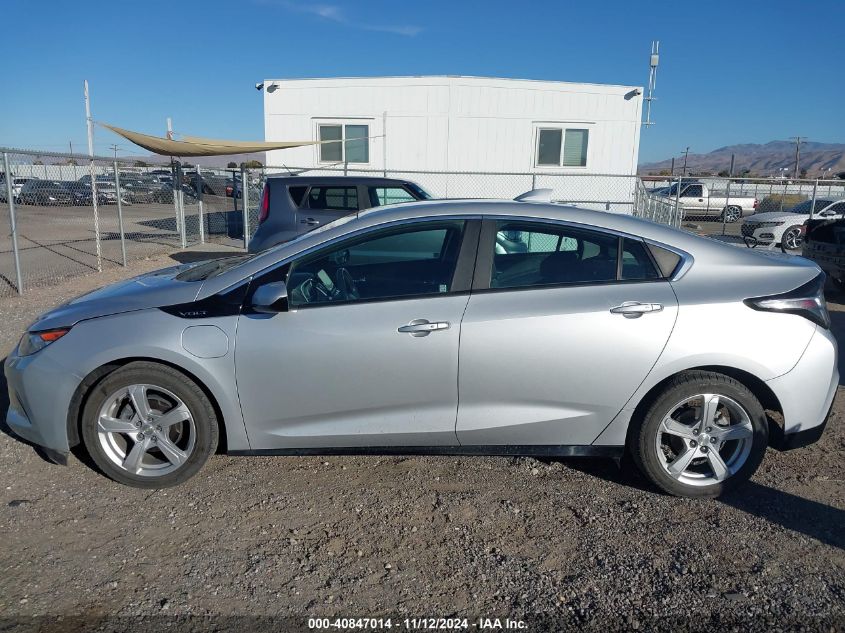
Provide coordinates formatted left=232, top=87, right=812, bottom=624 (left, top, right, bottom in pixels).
left=1, top=0, right=843, bottom=163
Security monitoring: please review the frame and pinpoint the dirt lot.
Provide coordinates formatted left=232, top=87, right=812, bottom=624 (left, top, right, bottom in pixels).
left=0, top=248, right=843, bottom=632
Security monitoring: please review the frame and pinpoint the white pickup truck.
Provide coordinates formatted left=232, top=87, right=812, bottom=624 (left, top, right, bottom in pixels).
left=656, top=181, right=758, bottom=223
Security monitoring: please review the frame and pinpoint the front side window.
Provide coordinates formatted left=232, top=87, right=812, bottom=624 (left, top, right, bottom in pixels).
left=491, top=221, right=618, bottom=289
left=307, top=186, right=359, bottom=211
left=369, top=186, right=417, bottom=207
left=536, top=128, right=589, bottom=167
left=288, top=221, right=465, bottom=307
left=318, top=124, right=370, bottom=164
left=682, top=184, right=703, bottom=198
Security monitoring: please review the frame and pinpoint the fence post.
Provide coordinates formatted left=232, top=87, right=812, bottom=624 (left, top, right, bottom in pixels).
left=113, top=161, right=127, bottom=266
left=721, top=177, right=732, bottom=236
left=177, top=162, right=187, bottom=248
left=673, top=176, right=683, bottom=226
left=241, top=167, right=249, bottom=250
left=89, top=163, right=102, bottom=273
left=3, top=152, right=23, bottom=294
left=196, top=165, right=205, bottom=244
left=809, top=179, right=818, bottom=221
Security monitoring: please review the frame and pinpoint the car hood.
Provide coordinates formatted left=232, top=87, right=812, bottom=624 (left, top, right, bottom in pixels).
left=29, top=264, right=206, bottom=331
left=745, top=211, right=807, bottom=223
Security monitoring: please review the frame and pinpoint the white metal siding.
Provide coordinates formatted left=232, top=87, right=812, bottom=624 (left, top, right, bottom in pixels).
left=264, top=76, right=642, bottom=175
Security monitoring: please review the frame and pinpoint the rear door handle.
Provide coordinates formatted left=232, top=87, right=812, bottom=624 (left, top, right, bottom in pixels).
left=398, top=319, right=450, bottom=337
left=610, top=302, right=663, bottom=318
left=300, top=218, right=320, bottom=225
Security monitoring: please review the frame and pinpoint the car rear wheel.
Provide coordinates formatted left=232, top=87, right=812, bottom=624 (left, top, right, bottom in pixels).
left=780, top=225, right=803, bottom=252
left=720, top=206, right=742, bottom=223
left=80, top=361, right=218, bottom=488
left=630, top=371, right=768, bottom=498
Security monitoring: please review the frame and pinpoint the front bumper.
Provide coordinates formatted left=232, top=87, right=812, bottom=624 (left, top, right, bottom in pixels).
left=766, top=325, right=839, bottom=449
left=741, top=223, right=782, bottom=245
left=4, top=345, right=83, bottom=456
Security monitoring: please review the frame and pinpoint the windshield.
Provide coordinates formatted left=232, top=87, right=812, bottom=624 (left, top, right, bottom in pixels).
left=175, top=254, right=255, bottom=281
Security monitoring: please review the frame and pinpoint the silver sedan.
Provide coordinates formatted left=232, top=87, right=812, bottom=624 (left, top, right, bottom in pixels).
left=5, top=200, right=838, bottom=497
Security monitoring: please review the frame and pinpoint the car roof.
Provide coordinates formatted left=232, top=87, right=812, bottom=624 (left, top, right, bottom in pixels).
left=199, top=198, right=822, bottom=301
left=266, top=175, right=417, bottom=186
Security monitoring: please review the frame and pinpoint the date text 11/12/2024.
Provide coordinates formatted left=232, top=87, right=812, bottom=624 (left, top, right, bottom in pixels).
left=307, top=618, right=528, bottom=630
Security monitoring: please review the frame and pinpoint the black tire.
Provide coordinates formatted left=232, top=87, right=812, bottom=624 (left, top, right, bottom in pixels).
left=780, top=225, right=803, bottom=252
left=80, top=361, right=218, bottom=488
left=630, top=371, right=768, bottom=498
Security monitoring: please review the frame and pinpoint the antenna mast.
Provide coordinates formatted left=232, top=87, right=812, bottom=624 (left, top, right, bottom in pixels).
left=644, top=40, right=659, bottom=127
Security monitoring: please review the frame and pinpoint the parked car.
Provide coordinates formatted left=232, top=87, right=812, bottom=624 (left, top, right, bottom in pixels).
left=5, top=198, right=836, bottom=497
left=248, top=176, right=431, bottom=252
left=1, top=177, right=36, bottom=202
left=188, top=174, right=230, bottom=197
left=656, top=181, right=758, bottom=222
left=802, top=216, right=845, bottom=287
left=17, top=180, right=74, bottom=205
left=741, top=198, right=845, bottom=251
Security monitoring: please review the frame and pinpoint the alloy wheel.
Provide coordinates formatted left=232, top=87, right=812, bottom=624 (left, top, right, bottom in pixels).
left=782, top=227, right=803, bottom=251
left=655, top=393, right=754, bottom=487
left=96, top=384, right=196, bottom=477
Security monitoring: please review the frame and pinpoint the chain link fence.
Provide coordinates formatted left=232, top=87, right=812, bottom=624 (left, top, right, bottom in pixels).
left=11, top=147, right=839, bottom=295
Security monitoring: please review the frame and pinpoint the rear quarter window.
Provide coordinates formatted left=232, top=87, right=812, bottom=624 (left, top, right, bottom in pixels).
left=288, top=185, right=307, bottom=207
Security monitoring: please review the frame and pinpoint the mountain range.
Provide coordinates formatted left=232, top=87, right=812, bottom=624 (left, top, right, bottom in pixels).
left=639, top=141, right=845, bottom=177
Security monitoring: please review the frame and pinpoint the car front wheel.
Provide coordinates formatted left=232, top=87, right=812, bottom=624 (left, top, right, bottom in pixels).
left=80, top=361, right=218, bottom=488
left=630, top=371, right=768, bottom=498
left=780, top=225, right=803, bottom=252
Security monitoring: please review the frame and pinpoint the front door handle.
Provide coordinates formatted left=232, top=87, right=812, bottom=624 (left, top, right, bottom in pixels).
left=398, top=319, right=451, bottom=337
left=610, top=302, right=664, bottom=318
left=300, top=218, right=320, bottom=225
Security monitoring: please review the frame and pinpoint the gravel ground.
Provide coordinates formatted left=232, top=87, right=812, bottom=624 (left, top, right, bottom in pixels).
left=0, top=249, right=843, bottom=632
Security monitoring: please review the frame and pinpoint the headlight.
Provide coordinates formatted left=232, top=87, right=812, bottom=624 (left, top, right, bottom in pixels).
left=18, top=328, right=70, bottom=356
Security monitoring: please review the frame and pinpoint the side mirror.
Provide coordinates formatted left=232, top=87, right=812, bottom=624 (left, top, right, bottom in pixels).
left=251, top=281, right=288, bottom=313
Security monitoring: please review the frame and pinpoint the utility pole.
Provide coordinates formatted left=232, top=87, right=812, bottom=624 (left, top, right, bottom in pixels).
left=109, top=144, right=120, bottom=160
left=69, top=141, right=73, bottom=156
left=681, top=147, right=690, bottom=176
left=790, top=136, right=805, bottom=179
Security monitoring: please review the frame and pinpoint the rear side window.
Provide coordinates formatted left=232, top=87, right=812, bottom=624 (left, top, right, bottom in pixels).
left=369, top=186, right=417, bottom=207
left=288, top=185, right=307, bottom=207
left=646, top=244, right=682, bottom=278
left=621, top=238, right=660, bottom=280
left=307, top=186, right=359, bottom=211
left=491, top=222, right=618, bottom=289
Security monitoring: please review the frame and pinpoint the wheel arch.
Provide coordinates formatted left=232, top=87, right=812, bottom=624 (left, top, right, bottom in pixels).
left=66, top=357, right=229, bottom=454
left=625, top=365, right=785, bottom=450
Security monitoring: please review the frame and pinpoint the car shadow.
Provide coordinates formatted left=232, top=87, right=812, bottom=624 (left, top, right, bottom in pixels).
left=560, top=456, right=845, bottom=550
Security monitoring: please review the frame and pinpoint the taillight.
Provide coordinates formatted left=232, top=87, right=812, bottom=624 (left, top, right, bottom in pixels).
left=753, top=198, right=759, bottom=209
left=744, top=273, right=829, bottom=328
left=258, top=184, right=270, bottom=224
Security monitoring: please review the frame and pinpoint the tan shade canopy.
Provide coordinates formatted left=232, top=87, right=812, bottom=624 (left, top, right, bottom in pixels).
left=101, top=123, right=316, bottom=157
